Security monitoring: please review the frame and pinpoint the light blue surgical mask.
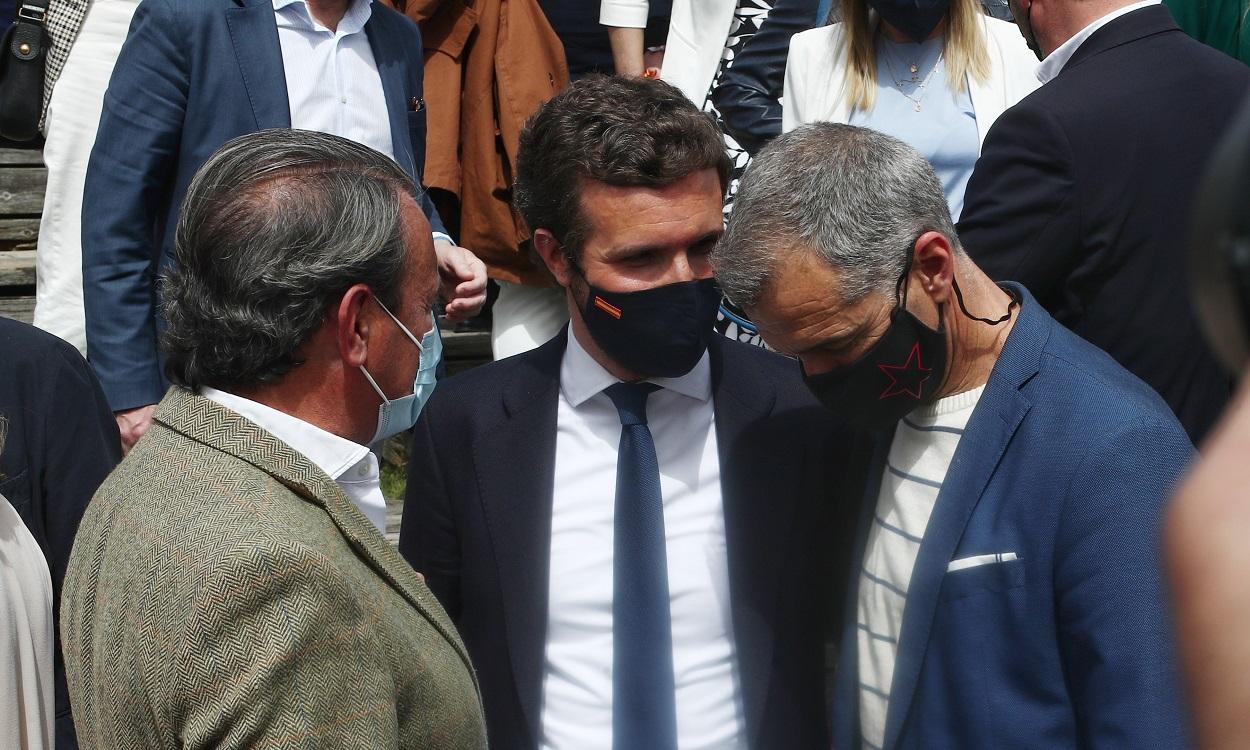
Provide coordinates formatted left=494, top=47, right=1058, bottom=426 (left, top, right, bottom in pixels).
left=359, top=297, right=443, bottom=445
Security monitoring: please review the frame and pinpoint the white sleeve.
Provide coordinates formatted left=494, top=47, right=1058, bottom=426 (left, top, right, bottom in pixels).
left=600, top=0, right=649, bottom=28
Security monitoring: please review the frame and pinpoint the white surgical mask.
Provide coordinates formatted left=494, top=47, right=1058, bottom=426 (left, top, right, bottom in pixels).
left=358, top=297, right=443, bottom=445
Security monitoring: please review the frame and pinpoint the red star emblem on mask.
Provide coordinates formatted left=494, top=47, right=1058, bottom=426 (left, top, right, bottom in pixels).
left=877, top=342, right=933, bottom=400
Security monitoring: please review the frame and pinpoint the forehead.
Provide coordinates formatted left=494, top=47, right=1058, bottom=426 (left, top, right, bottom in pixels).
left=746, top=249, right=888, bottom=353
left=577, top=169, right=725, bottom=251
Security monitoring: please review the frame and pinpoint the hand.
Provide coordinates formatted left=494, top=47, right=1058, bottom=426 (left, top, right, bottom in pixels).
left=115, top=403, right=158, bottom=454
left=433, top=238, right=488, bottom=322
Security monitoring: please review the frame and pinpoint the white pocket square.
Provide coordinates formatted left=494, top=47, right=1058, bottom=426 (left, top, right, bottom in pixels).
left=947, top=552, right=1019, bottom=573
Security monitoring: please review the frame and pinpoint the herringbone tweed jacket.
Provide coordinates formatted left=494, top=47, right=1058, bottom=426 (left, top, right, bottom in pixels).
left=61, top=387, right=487, bottom=749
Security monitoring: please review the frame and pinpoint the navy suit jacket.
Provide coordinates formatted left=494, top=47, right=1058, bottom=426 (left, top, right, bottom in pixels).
left=81, top=0, right=440, bottom=412
left=833, top=285, right=1194, bottom=749
left=0, top=318, right=122, bottom=750
left=399, top=331, right=868, bottom=750
left=957, top=5, right=1250, bottom=444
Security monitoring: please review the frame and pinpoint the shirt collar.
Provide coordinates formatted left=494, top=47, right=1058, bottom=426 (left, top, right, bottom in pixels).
left=559, top=324, right=713, bottom=408
left=1036, top=0, right=1159, bottom=83
left=272, top=0, right=373, bottom=36
left=201, top=387, right=371, bottom=482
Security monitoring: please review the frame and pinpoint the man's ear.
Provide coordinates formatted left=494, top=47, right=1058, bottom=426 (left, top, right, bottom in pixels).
left=533, top=228, right=576, bottom=288
left=336, top=283, right=374, bottom=368
left=912, top=231, right=956, bottom=306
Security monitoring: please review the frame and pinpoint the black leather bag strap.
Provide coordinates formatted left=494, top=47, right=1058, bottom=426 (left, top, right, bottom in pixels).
left=0, top=0, right=53, bottom=143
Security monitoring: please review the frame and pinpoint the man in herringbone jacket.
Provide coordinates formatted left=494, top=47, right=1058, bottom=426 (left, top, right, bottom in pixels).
left=60, top=129, right=487, bottom=749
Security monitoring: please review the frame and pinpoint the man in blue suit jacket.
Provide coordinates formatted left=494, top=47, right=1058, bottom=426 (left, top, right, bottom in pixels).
left=80, top=0, right=487, bottom=450
left=715, top=123, right=1193, bottom=749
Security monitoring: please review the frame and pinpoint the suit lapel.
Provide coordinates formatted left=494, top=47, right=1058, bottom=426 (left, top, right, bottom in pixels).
left=711, top=338, right=796, bottom=747
left=881, top=287, right=1045, bottom=750
left=225, top=0, right=292, bottom=130
left=474, top=333, right=565, bottom=746
left=153, top=387, right=474, bottom=676
left=833, top=430, right=893, bottom=749
left=364, top=12, right=416, bottom=177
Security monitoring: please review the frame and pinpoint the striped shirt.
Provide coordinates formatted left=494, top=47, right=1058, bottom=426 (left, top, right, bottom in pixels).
left=857, top=386, right=984, bottom=750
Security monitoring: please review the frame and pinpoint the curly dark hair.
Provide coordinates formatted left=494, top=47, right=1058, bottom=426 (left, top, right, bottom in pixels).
left=160, top=129, right=419, bottom=393
left=513, top=75, right=732, bottom=263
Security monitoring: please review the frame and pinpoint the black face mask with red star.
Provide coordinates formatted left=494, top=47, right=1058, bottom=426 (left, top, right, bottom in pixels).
left=801, top=300, right=948, bottom=432
left=802, top=262, right=1019, bottom=431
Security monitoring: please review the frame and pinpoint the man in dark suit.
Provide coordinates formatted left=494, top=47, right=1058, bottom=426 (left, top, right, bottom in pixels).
left=956, top=0, right=1250, bottom=444
left=399, top=76, right=861, bottom=750
left=0, top=317, right=121, bottom=749
left=81, top=0, right=488, bottom=452
left=717, top=122, right=1193, bottom=749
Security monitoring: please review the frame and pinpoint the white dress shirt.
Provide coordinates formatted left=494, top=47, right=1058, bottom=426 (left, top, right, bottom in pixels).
left=1036, top=0, right=1160, bottom=82
left=273, top=0, right=394, bottom=160
left=539, top=327, right=747, bottom=750
left=202, top=388, right=389, bottom=533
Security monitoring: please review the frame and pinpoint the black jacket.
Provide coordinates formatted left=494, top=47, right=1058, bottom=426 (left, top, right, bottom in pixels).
left=399, top=331, right=867, bottom=749
left=957, top=4, right=1250, bottom=443
left=0, top=317, right=121, bottom=749
left=712, top=0, right=821, bottom=155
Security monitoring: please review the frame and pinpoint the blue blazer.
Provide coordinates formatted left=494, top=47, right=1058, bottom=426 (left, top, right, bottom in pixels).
left=81, top=0, right=441, bottom=412
left=833, top=285, right=1194, bottom=749
left=399, top=331, right=869, bottom=750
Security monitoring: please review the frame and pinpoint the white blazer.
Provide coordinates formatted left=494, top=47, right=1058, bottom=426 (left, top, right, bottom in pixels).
left=782, top=15, right=1040, bottom=145
left=600, top=0, right=739, bottom=106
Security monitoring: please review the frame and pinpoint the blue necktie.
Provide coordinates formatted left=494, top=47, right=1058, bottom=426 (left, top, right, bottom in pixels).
left=604, top=382, right=678, bottom=750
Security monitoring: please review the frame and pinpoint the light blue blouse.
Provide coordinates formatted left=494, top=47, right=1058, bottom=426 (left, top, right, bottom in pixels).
left=847, top=35, right=981, bottom=219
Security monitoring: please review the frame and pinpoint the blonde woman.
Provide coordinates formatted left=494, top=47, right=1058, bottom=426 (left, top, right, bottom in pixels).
left=783, top=0, right=1037, bottom=217
left=0, top=415, right=55, bottom=750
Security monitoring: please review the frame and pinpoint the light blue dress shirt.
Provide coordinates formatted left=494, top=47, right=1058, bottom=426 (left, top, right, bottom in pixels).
left=848, top=35, right=981, bottom=219
left=273, top=0, right=451, bottom=243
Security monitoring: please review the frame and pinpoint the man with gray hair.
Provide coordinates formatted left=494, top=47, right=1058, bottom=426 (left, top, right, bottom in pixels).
left=714, top=122, right=1193, bottom=749
left=60, top=129, right=487, bottom=749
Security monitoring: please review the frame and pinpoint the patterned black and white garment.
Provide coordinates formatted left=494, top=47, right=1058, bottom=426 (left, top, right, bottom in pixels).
left=702, top=0, right=776, bottom=347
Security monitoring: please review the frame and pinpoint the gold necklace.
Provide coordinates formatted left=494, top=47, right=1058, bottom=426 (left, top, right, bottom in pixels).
left=883, top=47, right=943, bottom=112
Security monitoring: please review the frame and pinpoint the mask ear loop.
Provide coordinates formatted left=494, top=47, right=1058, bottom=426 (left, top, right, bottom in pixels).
left=951, top=276, right=1020, bottom=326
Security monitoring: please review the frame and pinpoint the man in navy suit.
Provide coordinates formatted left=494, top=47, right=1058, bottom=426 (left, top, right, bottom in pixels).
left=398, top=76, right=863, bottom=750
left=716, top=123, right=1193, bottom=749
left=956, top=0, right=1250, bottom=445
left=80, top=0, right=488, bottom=451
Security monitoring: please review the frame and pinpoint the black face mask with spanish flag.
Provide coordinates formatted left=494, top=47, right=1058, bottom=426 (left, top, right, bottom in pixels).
left=579, top=276, right=723, bottom=379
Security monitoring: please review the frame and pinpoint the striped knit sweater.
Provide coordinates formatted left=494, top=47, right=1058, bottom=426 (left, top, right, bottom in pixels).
left=856, top=386, right=985, bottom=750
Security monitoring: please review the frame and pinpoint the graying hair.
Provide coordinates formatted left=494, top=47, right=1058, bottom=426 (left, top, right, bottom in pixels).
left=714, top=123, right=960, bottom=308
left=161, top=128, right=419, bottom=392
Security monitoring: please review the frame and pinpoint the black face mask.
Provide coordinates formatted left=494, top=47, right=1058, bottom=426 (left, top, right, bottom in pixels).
left=802, top=267, right=1018, bottom=431
left=868, top=0, right=951, bottom=43
left=579, top=276, right=723, bottom=378
left=803, top=304, right=949, bottom=431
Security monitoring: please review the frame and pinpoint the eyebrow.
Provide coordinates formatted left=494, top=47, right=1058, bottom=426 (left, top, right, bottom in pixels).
left=604, top=230, right=723, bottom=260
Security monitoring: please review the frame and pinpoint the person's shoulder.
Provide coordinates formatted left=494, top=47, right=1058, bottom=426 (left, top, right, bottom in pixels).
left=423, top=334, right=564, bottom=422
left=715, top=338, right=826, bottom=411
left=1028, top=317, right=1187, bottom=439
left=789, top=22, right=846, bottom=63
left=0, top=317, right=92, bottom=382
left=370, top=1, right=422, bottom=37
